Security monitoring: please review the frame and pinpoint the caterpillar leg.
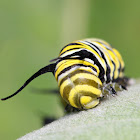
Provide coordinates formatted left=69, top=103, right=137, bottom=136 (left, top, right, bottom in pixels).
left=102, top=83, right=116, bottom=97
left=102, top=82, right=125, bottom=97
left=111, top=82, right=126, bottom=91
left=113, top=76, right=133, bottom=88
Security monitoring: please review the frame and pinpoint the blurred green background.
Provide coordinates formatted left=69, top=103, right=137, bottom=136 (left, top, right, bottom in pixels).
left=0, top=0, right=140, bottom=139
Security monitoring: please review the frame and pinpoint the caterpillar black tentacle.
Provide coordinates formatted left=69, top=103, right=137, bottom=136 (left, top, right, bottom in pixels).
left=1, top=63, right=56, bottom=101
left=1, top=38, right=130, bottom=110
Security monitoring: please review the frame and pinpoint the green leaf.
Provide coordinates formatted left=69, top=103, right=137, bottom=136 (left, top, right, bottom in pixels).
left=18, top=82, right=140, bottom=140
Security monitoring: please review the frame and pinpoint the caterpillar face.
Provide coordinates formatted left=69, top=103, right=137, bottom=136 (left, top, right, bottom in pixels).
left=1, top=38, right=129, bottom=111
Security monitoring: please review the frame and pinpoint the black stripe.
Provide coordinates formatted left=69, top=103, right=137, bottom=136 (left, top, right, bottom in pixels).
left=85, top=41, right=111, bottom=83
left=84, top=41, right=101, bottom=56
left=60, top=48, right=81, bottom=56
left=56, top=63, right=97, bottom=80
left=59, top=70, right=94, bottom=86
left=118, top=61, right=121, bottom=74
left=60, top=43, right=81, bottom=54
left=112, top=61, right=116, bottom=80
left=84, top=51, right=105, bottom=83
left=122, top=67, right=125, bottom=72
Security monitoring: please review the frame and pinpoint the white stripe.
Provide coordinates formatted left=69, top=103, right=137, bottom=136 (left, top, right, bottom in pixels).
left=78, top=40, right=102, bottom=57
left=57, top=66, right=80, bottom=85
left=70, top=55, right=80, bottom=58
left=93, top=41, right=112, bottom=51
left=60, top=48, right=84, bottom=58
left=84, top=58, right=94, bottom=65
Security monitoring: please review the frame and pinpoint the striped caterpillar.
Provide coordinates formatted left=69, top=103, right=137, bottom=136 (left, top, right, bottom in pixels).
left=1, top=38, right=129, bottom=111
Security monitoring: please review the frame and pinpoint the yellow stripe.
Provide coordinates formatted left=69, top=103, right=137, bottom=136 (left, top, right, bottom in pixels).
left=55, top=59, right=100, bottom=79
left=80, top=96, right=92, bottom=105
left=108, top=50, right=120, bottom=79
left=59, top=45, right=83, bottom=55
left=60, top=78, right=72, bottom=97
left=68, top=85, right=101, bottom=108
left=113, top=48, right=125, bottom=69
left=119, top=72, right=124, bottom=78
left=78, top=67, right=98, bottom=75
left=60, top=48, right=80, bottom=57
left=68, top=88, right=78, bottom=108
left=71, top=73, right=102, bottom=86
left=55, top=59, right=68, bottom=69
left=80, top=96, right=100, bottom=109
left=84, top=98, right=99, bottom=109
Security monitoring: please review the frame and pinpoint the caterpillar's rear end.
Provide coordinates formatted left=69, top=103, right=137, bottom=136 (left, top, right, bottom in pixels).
left=55, top=60, right=103, bottom=109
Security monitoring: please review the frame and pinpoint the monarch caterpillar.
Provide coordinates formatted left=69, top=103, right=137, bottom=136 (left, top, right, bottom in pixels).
left=1, top=38, right=129, bottom=111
